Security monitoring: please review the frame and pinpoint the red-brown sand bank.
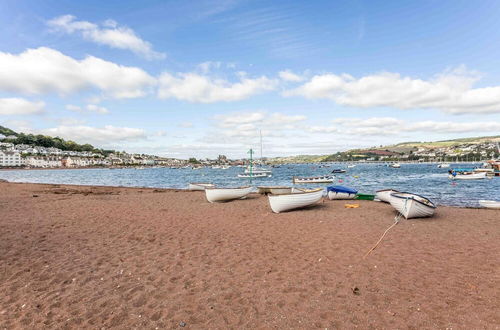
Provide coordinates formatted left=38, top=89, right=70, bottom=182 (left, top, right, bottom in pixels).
left=0, top=182, right=498, bottom=329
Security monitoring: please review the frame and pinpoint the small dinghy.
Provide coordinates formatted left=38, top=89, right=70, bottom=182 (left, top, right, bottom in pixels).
left=188, top=183, right=215, bottom=191
left=205, top=186, right=253, bottom=203
left=478, top=200, right=500, bottom=209
left=257, top=186, right=292, bottom=195
left=293, top=175, right=334, bottom=183
left=448, top=171, right=486, bottom=180
left=347, top=164, right=356, bottom=168
left=375, top=189, right=400, bottom=203
left=389, top=163, right=401, bottom=168
left=268, top=188, right=324, bottom=213
left=331, top=169, right=346, bottom=174
left=389, top=192, right=436, bottom=219
left=237, top=172, right=269, bottom=178
left=327, top=185, right=358, bottom=200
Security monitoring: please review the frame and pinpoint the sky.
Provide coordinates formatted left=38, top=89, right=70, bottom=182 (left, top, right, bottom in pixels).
left=1, top=0, right=500, bottom=159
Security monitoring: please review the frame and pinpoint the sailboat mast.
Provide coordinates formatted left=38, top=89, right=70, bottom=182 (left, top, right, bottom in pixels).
left=260, top=130, right=263, bottom=163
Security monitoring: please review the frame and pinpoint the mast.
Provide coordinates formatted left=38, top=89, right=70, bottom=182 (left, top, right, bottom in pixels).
left=248, top=148, right=253, bottom=178
left=260, top=130, right=263, bottom=164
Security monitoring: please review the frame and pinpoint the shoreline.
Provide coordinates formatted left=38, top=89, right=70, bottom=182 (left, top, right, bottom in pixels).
left=1, top=181, right=498, bottom=328
left=0, top=179, right=492, bottom=209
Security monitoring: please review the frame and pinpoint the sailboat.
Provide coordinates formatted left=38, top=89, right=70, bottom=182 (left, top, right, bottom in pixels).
left=244, top=130, right=272, bottom=175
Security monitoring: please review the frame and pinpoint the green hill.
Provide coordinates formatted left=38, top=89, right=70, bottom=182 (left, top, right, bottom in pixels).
left=0, top=125, right=114, bottom=155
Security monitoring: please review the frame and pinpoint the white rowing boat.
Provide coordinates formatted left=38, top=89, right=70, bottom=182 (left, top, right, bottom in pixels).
left=292, top=175, right=334, bottom=183
left=237, top=172, right=269, bottom=178
left=205, top=186, right=253, bottom=203
left=188, top=183, right=215, bottom=191
left=375, top=189, right=400, bottom=203
left=448, top=172, right=487, bottom=180
left=389, top=192, right=436, bottom=219
left=389, top=163, right=401, bottom=168
left=478, top=200, right=500, bottom=209
left=268, top=188, right=324, bottom=213
left=257, top=186, right=292, bottom=195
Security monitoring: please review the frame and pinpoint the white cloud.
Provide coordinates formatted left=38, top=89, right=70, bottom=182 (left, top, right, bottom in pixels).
left=66, top=104, right=109, bottom=114
left=39, top=125, right=146, bottom=144
left=86, top=104, right=109, bottom=114
left=0, top=47, right=156, bottom=99
left=286, top=66, right=500, bottom=114
left=157, top=72, right=277, bottom=103
left=47, top=15, right=165, bottom=60
left=0, top=98, right=45, bottom=115
left=279, top=70, right=305, bottom=82
left=178, top=122, right=194, bottom=128
left=307, top=117, right=500, bottom=135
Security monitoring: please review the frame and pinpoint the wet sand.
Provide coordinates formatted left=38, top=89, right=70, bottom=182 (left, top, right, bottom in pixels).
left=0, top=181, right=498, bottom=329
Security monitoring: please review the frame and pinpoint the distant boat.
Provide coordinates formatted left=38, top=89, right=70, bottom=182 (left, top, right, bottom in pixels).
left=237, top=172, right=270, bottom=178
left=327, top=185, right=357, bottom=200
left=268, top=188, right=324, bottom=213
left=389, top=163, right=401, bottom=168
left=188, top=183, right=215, bottom=191
left=244, top=167, right=272, bottom=174
left=257, top=186, right=292, bottom=195
left=293, top=175, right=334, bottom=183
left=448, top=172, right=487, bottom=180
left=478, top=200, right=500, bottom=209
left=205, top=186, right=253, bottom=203
left=331, top=169, right=346, bottom=173
left=347, top=164, right=356, bottom=168
left=375, top=189, right=400, bottom=203
left=212, top=165, right=222, bottom=169
left=389, top=192, right=436, bottom=219
left=437, top=163, right=450, bottom=168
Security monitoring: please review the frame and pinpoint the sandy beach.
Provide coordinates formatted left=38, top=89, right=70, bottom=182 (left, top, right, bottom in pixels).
left=0, top=181, right=498, bottom=329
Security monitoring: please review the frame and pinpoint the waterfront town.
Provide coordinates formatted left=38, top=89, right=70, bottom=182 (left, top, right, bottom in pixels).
left=1, top=131, right=499, bottom=168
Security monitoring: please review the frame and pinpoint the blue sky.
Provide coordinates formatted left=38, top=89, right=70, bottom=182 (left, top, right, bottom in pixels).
left=1, top=0, right=500, bottom=158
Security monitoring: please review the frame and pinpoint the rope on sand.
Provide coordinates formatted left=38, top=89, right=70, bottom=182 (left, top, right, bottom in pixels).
left=363, top=213, right=403, bottom=259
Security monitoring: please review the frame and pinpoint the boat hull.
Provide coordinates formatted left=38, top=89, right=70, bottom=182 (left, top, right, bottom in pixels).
left=268, top=189, right=324, bottom=213
left=205, top=187, right=253, bottom=203
left=478, top=200, right=500, bottom=209
left=449, top=172, right=487, bottom=180
left=293, top=176, right=334, bottom=183
left=389, top=192, right=436, bottom=219
left=327, top=191, right=356, bottom=200
left=375, top=189, right=399, bottom=203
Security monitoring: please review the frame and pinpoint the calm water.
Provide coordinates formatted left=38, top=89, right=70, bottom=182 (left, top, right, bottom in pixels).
left=0, top=163, right=498, bottom=207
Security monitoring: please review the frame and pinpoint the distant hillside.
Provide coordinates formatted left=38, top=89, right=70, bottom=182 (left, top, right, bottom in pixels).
left=0, top=125, right=114, bottom=155
left=0, top=125, right=17, bottom=137
left=268, top=135, right=500, bottom=163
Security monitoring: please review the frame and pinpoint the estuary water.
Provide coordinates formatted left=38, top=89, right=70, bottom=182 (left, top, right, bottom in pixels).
left=0, top=163, right=498, bottom=207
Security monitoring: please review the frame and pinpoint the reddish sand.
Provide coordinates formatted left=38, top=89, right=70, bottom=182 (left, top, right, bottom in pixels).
left=0, top=182, right=498, bottom=329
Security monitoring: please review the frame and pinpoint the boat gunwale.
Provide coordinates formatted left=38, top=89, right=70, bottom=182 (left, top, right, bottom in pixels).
left=375, top=188, right=399, bottom=193
left=390, top=192, right=436, bottom=209
left=268, top=188, right=324, bottom=197
left=205, top=186, right=251, bottom=190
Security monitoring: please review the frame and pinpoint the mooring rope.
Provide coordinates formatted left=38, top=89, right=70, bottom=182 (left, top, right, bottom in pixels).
left=363, top=199, right=407, bottom=259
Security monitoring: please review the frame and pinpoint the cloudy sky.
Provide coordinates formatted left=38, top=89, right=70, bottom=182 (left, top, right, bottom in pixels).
left=1, top=0, right=500, bottom=158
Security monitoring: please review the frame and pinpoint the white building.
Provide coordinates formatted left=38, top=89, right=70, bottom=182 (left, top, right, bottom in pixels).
left=0, top=150, right=22, bottom=167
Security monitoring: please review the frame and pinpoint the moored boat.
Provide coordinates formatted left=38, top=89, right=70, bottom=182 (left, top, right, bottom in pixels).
left=437, top=163, right=450, bottom=168
left=327, top=185, right=357, bottom=200
left=389, top=163, right=401, bottom=168
left=355, top=193, right=375, bottom=201
left=478, top=200, right=500, bottom=209
left=375, top=189, right=400, bottom=203
left=188, top=182, right=215, bottom=191
left=205, top=186, right=253, bottom=203
left=293, top=175, right=334, bottom=183
left=448, top=171, right=487, bottom=180
left=389, top=192, right=436, bottom=219
left=268, top=188, right=324, bottom=213
left=347, top=164, right=356, bottom=168
left=331, top=169, right=346, bottom=173
left=237, top=172, right=270, bottom=178
left=257, top=186, right=292, bottom=195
